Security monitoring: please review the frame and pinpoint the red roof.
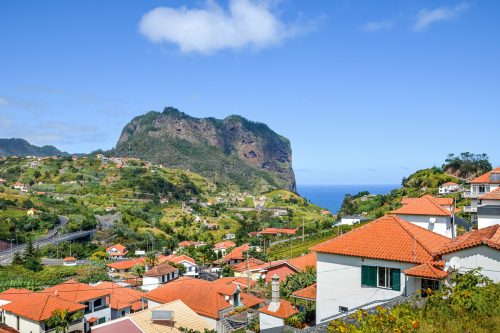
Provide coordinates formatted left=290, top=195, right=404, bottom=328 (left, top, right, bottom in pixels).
left=435, top=224, right=500, bottom=255
left=44, top=280, right=111, bottom=303
left=287, top=252, right=317, bottom=271
left=469, top=168, right=500, bottom=184
left=231, top=258, right=266, bottom=272
left=0, top=323, right=20, bottom=333
left=179, top=241, right=201, bottom=247
left=291, top=283, right=316, bottom=301
left=106, top=244, right=128, bottom=256
left=224, top=243, right=250, bottom=260
left=403, top=263, right=447, bottom=279
left=259, top=300, right=298, bottom=319
left=311, top=215, right=449, bottom=264
left=441, top=182, right=458, bottom=187
left=0, top=289, right=32, bottom=302
left=93, top=282, right=145, bottom=310
left=0, top=293, right=85, bottom=321
left=257, top=228, right=297, bottom=235
left=213, top=240, right=236, bottom=249
left=393, top=195, right=452, bottom=216
left=63, top=256, right=76, bottom=261
left=107, top=257, right=146, bottom=271
left=401, top=196, right=453, bottom=207
left=162, top=254, right=196, bottom=265
left=480, top=188, right=500, bottom=200
left=212, top=277, right=256, bottom=289
left=143, top=262, right=178, bottom=277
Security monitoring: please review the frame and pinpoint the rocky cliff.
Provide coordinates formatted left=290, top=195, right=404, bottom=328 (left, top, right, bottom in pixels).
left=114, top=107, right=296, bottom=192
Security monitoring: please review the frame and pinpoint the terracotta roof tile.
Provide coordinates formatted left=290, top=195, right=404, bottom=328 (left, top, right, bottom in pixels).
left=44, top=280, right=110, bottom=303
left=143, top=263, right=178, bottom=277
left=258, top=228, right=297, bottom=235
left=213, top=240, right=236, bottom=250
left=0, top=288, right=32, bottom=302
left=240, top=292, right=265, bottom=308
left=480, top=188, right=500, bottom=200
left=224, top=243, right=250, bottom=260
left=107, top=257, right=146, bottom=271
left=259, top=300, right=298, bottom=319
left=469, top=168, right=500, bottom=184
left=441, top=182, right=458, bottom=187
left=403, top=263, right=447, bottom=279
left=106, top=244, right=128, bottom=256
left=291, top=283, right=316, bottom=301
left=311, top=215, right=449, bottom=264
left=162, top=254, right=196, bottom=265
left=401, top=196, right=453, bottom=206
left=0, top=323, right=19, bottom=333
left=0, top=293, right=85, bottom=321
left=287, top=252, right=317, bottom=271
left=393, top=195, right=452, bottom=216
left=63, top=256, right=76, bottom=261
left=435, top=224, right=500, bottom=255
left=231, top=258, right=266, bottom=272
left=211, top=277, right=256, bottom=289
left=93, top=282, right=145, bottom=310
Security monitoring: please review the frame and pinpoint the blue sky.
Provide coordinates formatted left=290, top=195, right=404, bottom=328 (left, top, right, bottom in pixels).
left=1, top=0, right=499, bottom=185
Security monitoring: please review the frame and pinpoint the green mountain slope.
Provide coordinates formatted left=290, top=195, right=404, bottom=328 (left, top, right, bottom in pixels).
left=0, top=138, right=67, bottom=157
left=113, top=107, right=296, bottom=193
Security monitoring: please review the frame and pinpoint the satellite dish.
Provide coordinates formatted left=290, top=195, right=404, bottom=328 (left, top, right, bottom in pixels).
left=429, top=217, right=437, bottom=224
left=449, top=257, right=462, bottom=269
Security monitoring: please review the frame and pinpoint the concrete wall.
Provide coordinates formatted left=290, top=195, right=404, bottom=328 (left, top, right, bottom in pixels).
left=443, top=245, right=500, bottom=282
left=142, top=276, right=160, bottom=291
left=4, top=312, right=41, bottom=333
left=338, top=218, right=360, bottom=226
left=396, top=214, right=454, bottom=238
left=111, top=306, right=130, bottom=320
left=259, top=313, right=284, bottom=333
left=315, top=253, right=416, bottom=324
left=478, top=215, right=500, bottom=229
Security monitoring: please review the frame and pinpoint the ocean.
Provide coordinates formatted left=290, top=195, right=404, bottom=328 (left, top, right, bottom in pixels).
left=297, top=184, right=399, bottom=213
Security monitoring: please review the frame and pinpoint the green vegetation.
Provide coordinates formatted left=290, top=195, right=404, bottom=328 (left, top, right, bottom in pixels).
left=47, top=309, right=83, bottom=333
left=443, top=152, right=492, bottom=179
left=328, top=270, right=500, bottom=333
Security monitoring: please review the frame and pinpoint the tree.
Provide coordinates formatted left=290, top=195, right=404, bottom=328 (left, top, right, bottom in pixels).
left=145, top=253, right=159, bottom=268
left=11, top=251, right=24, bottom=266
left=131, top=264, right=145, bottom=277
left=46, top=309, right=83, bottom=333
left=220, top=263, right=234, bottom=277
left=23, top=236, right=42, bottom=272
left=280, top=266, right=316, bottom=299
left=90, top=250, right=109, bottom=262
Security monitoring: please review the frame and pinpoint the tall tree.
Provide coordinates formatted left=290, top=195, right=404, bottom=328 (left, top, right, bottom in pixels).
left=46, top=309, right=83, bottom=333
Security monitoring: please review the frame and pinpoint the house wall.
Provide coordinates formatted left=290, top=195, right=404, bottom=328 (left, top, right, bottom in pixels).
left=111, top=307, right=130, bottom=320
left=259, top=313, right=284, bottom=333
left=142, top=276, right=160, bottom=291
left=480, top=199, right=500, bottom=206
left=442, top=245, right=500, bottom=282
left=478, top=215, right=500, bottom=229
left=315, top=253, right=416, bottom=324
left=396, top=214, right=454, bottom=238
left=4, top=312, right=41, bottom=333
left=338, top=218, right=360, bottom=226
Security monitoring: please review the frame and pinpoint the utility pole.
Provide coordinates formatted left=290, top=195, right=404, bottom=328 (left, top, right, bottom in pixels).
left=302, top=217, right=305, bottom=243
left=246, top=249, right=250, bottom=291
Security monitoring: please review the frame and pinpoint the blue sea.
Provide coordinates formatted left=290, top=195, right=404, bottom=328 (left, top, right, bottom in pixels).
left=298, top=184, right=399, bottom=213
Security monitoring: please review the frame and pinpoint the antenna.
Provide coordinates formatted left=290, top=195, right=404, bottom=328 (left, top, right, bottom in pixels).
left=449, top=257, right=462, bottom=270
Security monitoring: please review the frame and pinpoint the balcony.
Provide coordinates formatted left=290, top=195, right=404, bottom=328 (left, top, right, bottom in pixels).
left=462, top=192, right=486, bottom=199
left=463, top=206, right=477, bottom=213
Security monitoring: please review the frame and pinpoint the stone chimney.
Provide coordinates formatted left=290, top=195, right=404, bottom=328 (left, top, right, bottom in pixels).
left=268, top=274, right=281, bottom=312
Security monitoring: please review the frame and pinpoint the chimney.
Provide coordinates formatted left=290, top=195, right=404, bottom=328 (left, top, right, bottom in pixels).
left=268, top=274, right=281, bottom=312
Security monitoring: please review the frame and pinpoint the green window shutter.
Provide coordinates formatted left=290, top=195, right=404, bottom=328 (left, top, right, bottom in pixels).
left=391, top=269, right=401, bottom=291
left=361, top=265, right=377, bottom=287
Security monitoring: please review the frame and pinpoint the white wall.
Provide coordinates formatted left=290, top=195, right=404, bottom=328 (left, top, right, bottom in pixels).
left=442, top=245, right=500, bottom=282
left=4, top=312, right=41, bottom=333
left=142, top=276, right=160, bottom=291
left=480, top=199, right=500, bottom=206
left=259, top=313, right=284, bottom=332
left=396, top=214, right=454, bottom=238
left=315, top=253, right=416, bottom=324
left=478, top=216, right=500, bottom=229
left=338, top=218, right=360, bottom=226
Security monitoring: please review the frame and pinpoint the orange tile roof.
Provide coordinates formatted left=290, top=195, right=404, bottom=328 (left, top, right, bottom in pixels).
left=240, top=292, right=265, bottom=308
left=311, top=215, right=449, bottom=264
left=0, top=293, right=85, bottom=321
left=259, top=300, right=298, bottom=319
left=107, top=257, right=146, bottom=270
left=224, top=243, right=250, bottom=260
left=258, top=228, right=297, bottom=235
left=212, top=277, right=256, bottom=289
left=63, top=256, right=76, bottom=261
left=0, top=323, right=19, bottom=333
left=44, top=280, right=110, bottom=303
left=0, top=289, right=32, bottom=302
left=162, top=254, right=196, bottom=265
left=435, top=224, right=500, bottom=255
left=441, top=182, right=458, bottom=186
left=93, top=282, right=145, bottom=310
left=231, top=258, right=266, bottom=272
left=393, top=195, right=452, bottom=216
left=143, top=262, right=178, bottom=277
left=480, top=188, right=500, bottom=200
left=287, top=252, right=317, bottom=271
left=403, top=263, right=447, bottom=279
left=291, top=283, right=316, bottom=301
left=106, top=244, right=128, bottom=256
left=469, top=168, right=500, bottom=184
left=401, top=196, right=453, bottom=207
left=144, top=278, right=235, bottom=318
left=213, top=240, right=236, bottom=249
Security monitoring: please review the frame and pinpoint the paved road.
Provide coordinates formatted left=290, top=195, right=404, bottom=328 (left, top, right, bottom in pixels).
left=0, top=229, right=95, bottom=265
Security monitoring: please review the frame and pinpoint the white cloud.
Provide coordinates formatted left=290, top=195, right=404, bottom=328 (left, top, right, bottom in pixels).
left=139, top=0, right=311, bottom=54
left=413, top=3, right=469, bottom=31
left=360, top=20, right=394, bottom=33
left=0, top=96, right=9, bottom=107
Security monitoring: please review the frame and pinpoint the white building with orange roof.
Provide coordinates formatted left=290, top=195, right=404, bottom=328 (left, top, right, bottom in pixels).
left=92, top=281, right=145, bottom=319
left=162, top=254, right=198, bottom=277
left=259, top=275, right=298, bottom=332
left=311, top=215, right=450, bottom=323
left=392, top=195, right=455, bottom=238
left=439, top=181, right=460, bottom=194
left=477, top=188, right=500, bottom=228
left=464, top=167, right=500, bottom=217
left=142, top=262, right=179, bottom=291
left=105, top=244, right=128, bottom=260
left=213, top=240, right=236, bottom=258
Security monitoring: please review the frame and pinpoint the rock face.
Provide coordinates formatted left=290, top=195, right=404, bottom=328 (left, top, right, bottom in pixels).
left=0, top=138, right=67, bottom=157
left=114, top=107, right=296, bottom=192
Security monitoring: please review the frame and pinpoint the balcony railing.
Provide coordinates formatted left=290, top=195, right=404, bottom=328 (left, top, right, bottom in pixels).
left=462, top=192, right=486, bottom=199
left=463, top=206, right=478, bottom=213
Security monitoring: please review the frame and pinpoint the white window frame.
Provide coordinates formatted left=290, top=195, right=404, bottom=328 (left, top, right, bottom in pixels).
left=377, top=267, right=391, bottom=289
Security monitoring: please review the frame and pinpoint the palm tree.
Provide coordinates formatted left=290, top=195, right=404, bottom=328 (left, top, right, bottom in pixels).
left=145, top=253, right=159, bottom=268
left=46, top=309, right=83, bottom=333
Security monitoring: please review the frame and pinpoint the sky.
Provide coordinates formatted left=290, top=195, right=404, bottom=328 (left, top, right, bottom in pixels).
left=1, top=0, right=499, bottom=185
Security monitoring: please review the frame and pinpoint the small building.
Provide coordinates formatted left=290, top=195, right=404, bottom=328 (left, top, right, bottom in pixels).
left=337, top=215, right=367, bottom=226
left=477, top=188, right=500, bottom=229
left=63, top=256, right=77, bottom=266
left=162, top=254, right=198, bottom=277
left=213, top=240, right=236, bottom=257
left=439, top=181, right=460, bottom=194
left=142, top=263, right=179, bottom=292
left=106, top=244, right=128, bottom=260
left=224, top=233, right=236, bottom=240
left=219, top=243, right=250, bottom=265
left=92, top=281, right=145, bottom=319
left=259, top=275, right=299, bottom=333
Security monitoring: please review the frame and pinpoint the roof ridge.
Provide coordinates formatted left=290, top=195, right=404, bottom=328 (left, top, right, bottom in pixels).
left=392, top=215, right=435, bottom=258
left=423, top=195, right=452, bottom=215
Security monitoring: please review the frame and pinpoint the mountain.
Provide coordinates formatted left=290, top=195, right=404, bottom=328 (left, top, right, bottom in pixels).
left=113, top=107, right=296, bottom=192
left=0, top=138, right=68, bottom=157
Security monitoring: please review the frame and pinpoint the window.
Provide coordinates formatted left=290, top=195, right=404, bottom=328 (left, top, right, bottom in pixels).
left=121, top=310, right=126, bottom=317
left=84, top=301, right=91, bottom=314
left=421, top=279, right=440, bottom=297
left=361, top=265, right=400, bottom=291
left=94, top=298, right=102, bottom=308
left=339, top=306, right=349, bottom=313
left=98, top=317, right=106, bottom=324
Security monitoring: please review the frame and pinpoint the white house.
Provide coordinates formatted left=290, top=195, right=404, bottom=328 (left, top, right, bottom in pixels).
left=439, top=182, right=460, bottom=194
left=338, top=215, right=368, bottom=226
left=311, top=215, right=450, bottom=323
left=63, top=256, right=77, bottom=266
left=142, top=262, right=179, bottom=291
left=436, top=224, right=500, bottom=282
left=106, top=243, right=128, bottom=260
left=392, top=195, right=456, bottom=238
left=259, top=275, right=298, bottom=333
left=162, top=254, right=199, bottom=277
left=213, top=240, right=236, bottom=258
left=477, top=188, right=500, bottom=229
left=464, top=167, right=500, bottom=218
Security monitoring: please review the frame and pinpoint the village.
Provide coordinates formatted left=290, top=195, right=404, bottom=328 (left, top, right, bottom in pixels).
left=0, top=163, right=499, bottom=333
